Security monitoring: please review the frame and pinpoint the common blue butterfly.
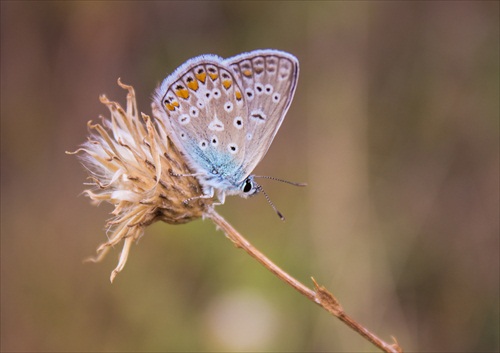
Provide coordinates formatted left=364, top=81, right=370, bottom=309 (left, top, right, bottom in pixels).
left=153, top=49, right=300, bottom=213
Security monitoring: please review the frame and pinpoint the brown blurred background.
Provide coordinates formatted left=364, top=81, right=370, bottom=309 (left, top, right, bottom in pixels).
left=1, top=1, right=498, bottom=352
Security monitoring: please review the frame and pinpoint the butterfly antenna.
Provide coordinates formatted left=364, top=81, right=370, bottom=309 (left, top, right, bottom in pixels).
left=256, top=183, right=285, bottom=221
left=254, top=175, right=307, bottom=187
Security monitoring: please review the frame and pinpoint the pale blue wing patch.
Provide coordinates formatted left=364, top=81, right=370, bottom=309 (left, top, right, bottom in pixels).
left=153, top=56, right=249, bottom=192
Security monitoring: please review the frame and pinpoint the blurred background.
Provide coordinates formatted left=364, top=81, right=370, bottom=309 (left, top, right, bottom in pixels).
left=1, top=1, right=498, bottom=352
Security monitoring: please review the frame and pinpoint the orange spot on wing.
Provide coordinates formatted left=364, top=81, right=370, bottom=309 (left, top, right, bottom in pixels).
left=222, top=79, right=232, bottom=89
left=187, top=80, right=199, bottom=91
left=235, top=90, right=242, bottom=101
left=208, top=72, right=218, bottom=80
left=195, top=72, right=206, bottom=83
left=243, top=69, right=252, bottom=77
left=175, top=88, right=189, bottom=99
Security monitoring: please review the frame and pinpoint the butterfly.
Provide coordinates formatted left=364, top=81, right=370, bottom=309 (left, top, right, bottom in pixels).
left=153, top=49, right=300, bottom=214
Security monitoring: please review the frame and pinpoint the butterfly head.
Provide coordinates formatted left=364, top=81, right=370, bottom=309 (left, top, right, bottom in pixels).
left=239, top=175, right=260, bottom=198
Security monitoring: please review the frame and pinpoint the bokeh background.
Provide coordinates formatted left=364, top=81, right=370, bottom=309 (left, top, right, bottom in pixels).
left=1, top=1, right=498, bottom=352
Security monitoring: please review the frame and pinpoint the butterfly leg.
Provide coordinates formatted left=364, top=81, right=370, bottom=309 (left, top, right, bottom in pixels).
left=183, top=187, right=227, bottom=207
left=169, top=170, right=202, bottom=178
left=170, top=170, right=224, bottom=206
left=215, top=189, right=226, bottom=205
left=183, top=186, right=215, bottom=204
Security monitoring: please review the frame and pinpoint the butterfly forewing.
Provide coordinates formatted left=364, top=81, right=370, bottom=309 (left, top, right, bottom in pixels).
left=225, top=50, right=299, bottom=174
left=158, top=57, right=249, bottom=183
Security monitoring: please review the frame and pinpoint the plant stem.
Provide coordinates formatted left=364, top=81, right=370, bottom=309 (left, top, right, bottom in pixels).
left=206, top=207, right=402, bottom=353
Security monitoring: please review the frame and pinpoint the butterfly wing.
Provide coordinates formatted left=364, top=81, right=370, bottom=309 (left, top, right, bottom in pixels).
left=153, top=55, right=250, bottom=191
left=224, top=50, right=299, bottom=175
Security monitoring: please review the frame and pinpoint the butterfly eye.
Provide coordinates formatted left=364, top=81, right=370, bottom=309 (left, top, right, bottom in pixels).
left=243, top=179, right=253, bottom=193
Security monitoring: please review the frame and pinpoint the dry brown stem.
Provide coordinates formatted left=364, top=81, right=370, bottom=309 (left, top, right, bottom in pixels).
left=206, top=207, right=403, bottom=353
left=73, top=81, right=403, bottom=351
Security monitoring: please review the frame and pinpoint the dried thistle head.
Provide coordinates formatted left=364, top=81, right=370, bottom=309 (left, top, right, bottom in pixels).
left=69, top=79, right=212, bottom=282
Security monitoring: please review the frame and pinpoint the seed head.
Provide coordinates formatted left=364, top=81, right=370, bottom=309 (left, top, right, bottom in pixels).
left=68, top=79, right=212, bottom=282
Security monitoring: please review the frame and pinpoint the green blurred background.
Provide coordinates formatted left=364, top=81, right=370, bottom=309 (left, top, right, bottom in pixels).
left=1, top=1, right=498, bottom=352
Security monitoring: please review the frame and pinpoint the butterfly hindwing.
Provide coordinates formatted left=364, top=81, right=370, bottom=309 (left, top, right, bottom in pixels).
left=158, top=56, right=249, bottom=183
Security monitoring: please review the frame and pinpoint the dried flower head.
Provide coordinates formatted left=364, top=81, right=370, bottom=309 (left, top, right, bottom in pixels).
left=69, top=79, right=212, bottom=282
